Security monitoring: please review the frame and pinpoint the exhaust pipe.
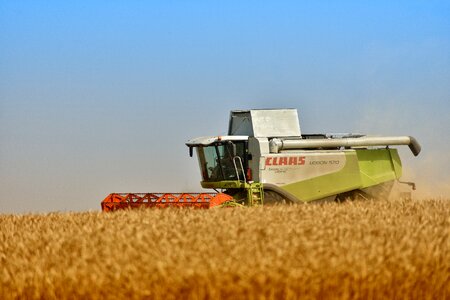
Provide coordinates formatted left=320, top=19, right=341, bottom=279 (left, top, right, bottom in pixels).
left=269, top=136, right=421, bottom=156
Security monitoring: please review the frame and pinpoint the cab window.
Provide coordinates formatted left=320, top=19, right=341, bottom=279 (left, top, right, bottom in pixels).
left=196, top=142, right=246, bottom=182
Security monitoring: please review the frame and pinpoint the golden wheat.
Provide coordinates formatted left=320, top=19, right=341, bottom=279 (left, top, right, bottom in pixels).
left=1, top=199, right=449, bottom=299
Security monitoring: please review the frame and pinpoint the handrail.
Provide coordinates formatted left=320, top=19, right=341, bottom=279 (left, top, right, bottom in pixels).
left=232, top=156, right=247, bottom=182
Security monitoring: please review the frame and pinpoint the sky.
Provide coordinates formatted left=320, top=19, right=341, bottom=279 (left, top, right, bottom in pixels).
left=1, top=1, right=449, bottom=213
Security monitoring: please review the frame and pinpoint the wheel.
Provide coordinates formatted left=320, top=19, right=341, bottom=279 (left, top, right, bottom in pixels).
left=335, top=190, right=371, bottom=202
left=263, top=190, right=289, bottom=205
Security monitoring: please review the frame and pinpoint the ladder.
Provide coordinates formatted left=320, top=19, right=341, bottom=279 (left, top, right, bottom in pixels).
left=246, top=182, right=264, bottom=206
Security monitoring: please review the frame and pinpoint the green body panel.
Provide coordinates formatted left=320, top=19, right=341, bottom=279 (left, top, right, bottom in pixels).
left=356, top=149, right=402, bottom=187
left=200, top=148, right=402, bottom=203
left=282, top=151, right=361, bottom=201
left=282, top=149, right=402, bottom=202
left=201, top=180, right=247, bottom=189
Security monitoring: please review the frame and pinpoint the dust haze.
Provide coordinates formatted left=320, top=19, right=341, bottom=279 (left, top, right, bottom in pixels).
left=352, top=103, right=450, bottom=199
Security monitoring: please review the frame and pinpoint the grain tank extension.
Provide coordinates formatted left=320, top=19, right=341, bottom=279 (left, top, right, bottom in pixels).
left=186, top=109, right=420, bottom=204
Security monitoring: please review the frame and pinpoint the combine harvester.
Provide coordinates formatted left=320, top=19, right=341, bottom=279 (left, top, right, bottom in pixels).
left=102, top=109, right=421, bottom=211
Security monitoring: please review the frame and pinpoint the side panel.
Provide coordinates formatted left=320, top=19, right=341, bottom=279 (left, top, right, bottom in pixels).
left=247, top=137, right=269, bottom=182
left=258, top=148, right=403, bottom=202
left=356, top=148, right=402, bottom=186
left=250, top=109, right=301, bottom=137
left=266, top=151, right=362, bottom=201
left=261, top=152, right=347, bottom=185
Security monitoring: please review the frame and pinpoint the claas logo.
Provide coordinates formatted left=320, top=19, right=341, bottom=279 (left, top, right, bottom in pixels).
left=265, top=156, right=306, bottom=166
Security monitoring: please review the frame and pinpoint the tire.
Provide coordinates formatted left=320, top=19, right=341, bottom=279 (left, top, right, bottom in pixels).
left=335, top=190, right=371, bottom=202
left=263, top=190, right=289, bottom=205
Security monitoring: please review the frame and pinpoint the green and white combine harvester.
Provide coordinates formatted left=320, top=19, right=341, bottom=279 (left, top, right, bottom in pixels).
left=185, top=109, right=421, bottom=205
left=101, top=109, right=421, bottom=210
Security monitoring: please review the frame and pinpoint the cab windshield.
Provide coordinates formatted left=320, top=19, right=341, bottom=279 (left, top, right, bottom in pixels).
left=197, top=142, right=246, bottom=182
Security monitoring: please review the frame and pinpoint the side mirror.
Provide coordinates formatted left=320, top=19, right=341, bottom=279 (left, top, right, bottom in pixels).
left=189, top=147, right=193, bottom=157
left=229, top=142, right=237, bottom=157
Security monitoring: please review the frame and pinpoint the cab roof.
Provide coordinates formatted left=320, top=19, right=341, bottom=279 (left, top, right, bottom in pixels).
left=186, top=135, right=248, bottom=147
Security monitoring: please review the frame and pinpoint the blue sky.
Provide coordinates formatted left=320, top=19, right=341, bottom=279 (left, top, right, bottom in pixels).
left=1, top=1, right=449, bottom=213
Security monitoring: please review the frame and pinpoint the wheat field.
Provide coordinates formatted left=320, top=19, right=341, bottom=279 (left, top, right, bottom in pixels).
left=1, top=199, right=449, bottom=299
